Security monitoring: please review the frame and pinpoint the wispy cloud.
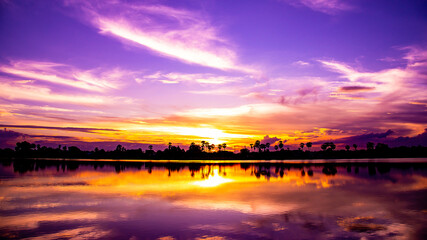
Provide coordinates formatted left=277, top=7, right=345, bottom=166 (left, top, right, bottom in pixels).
left=0, top=81, right=106, bottom=105
left=139, top=72, right=245, bottom=85
left=0, top=124, right=118, bottom=133
left=319, top=56, right=423, bottom=101
left=177, top=103, right=294, bottom=118
left=283, top=0, right=353, bottom=14
left=0, top=60, right=134, bottom=92
left=293, top=60, right=311, bottom=66
left=66, top=0, right=251, bottom=72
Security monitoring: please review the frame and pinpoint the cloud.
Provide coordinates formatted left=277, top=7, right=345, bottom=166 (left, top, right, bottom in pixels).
left=332, top=129, right=427, bottom=147
left=260, top=135, right=281, bottom=145
left=66, top=0, right=252, bottom=72
left=139, top=72, right=245, bottom=85
left=0, top=128, right=166, bottom=150
left=0, top=60, right=131, bottom=92
left=283, top=0, right=353, bottom=14
left=336, top=130, right=394, bottom=143
left=338, top=86, right=375, bottom=92
left=177, top=103, right=294, bottom=118
left=319, top=48, right=427, bottom=106
left=293, top=60, right=310, bottom=66
left=0, top=81, right=106, bottom=105
left=0, top=124, right=118, bottom=133
left=0, top=129, right=26, bottom=148
left=386, top=129, right=427, bottom=147
left=318, top=60, right=371, bottom=82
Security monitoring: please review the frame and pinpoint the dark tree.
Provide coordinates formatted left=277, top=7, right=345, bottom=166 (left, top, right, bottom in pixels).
left=306, top=142, right=312, bottom=151
left=367, top=142, right=375, bottom=150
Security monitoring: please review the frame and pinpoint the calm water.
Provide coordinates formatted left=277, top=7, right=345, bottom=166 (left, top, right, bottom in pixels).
left=0, top=159, right=426, bottom=240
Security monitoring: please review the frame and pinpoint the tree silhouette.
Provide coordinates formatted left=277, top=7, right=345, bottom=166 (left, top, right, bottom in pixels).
left=5, top=139, right=427, bottom=160
left=266, top=143, right=270, bottom=151
left=306, top=142, right=312, bottom=151
left=116, top=144, right=125, bottom=152
left=250, top=143, right=254, bottom=152
left=367, top=142, right=374, bottom=150
left=278, top=141, right=284, bottom=150
left=168, top=142, right=172, bottom=150
left=321, top=143, right=328, bottom=151
left=201, top=141, right=206, bottom=151
left=254, top=140, right=261, bottom=152
left=300, top=143, right=305, bottom=151
left=15, top=141, right=35, bottom=153
left=321, top=142, right=336, bottom=151
left=375, top=143, right=389, bottom=151
left=353, top=144, right=358, bottom=151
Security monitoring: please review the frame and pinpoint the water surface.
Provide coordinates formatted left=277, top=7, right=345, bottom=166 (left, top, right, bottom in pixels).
left=0, top=159, right=426, bottom=239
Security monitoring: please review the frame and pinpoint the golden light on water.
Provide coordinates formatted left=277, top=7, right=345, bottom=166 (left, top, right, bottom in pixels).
left=192, top=169, right=234, bottom=187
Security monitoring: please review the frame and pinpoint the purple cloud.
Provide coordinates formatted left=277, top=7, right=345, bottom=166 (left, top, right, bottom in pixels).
left=260, top=135, right=281, bottom=145
left=283, top=0, right=353, bottom=14
left=0, top=130, right=26, bottom=148
left=339, top=86, right=375, bottom=92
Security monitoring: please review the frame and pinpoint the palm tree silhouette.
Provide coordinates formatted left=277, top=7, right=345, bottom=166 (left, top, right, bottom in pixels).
left=201, top=141, right=206, bottom=151
left=300, top=143, right=305, bottom=151
left=222, top=143, right=227, bottom=151
left=278, top=141, right=284, bottom=150
left=345, top=145, right=350, bottom=151
left=321, top=143, right=328, bottom=151
left=250, top=143, right=254, bottom=152
left=168, top=142, right=172, bottom=150
left=266, top=143, right=270, bottom=151
left=353, top=144, right=358, bottom=151
left=306, top=142, right=312, bottom=151
left=254, top=140, right=261, bottom=152
left=260, top=143, right=266, bottom=152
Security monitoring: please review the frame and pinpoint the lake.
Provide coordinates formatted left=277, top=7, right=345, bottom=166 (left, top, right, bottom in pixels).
left=0, top=158, right=426, bottom=239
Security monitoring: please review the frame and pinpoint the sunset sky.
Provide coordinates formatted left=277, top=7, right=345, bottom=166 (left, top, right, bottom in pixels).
left=0, top=0, right=426, bottom=150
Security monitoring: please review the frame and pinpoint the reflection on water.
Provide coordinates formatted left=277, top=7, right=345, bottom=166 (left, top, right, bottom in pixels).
left=0, top=159, right=426, bottom=239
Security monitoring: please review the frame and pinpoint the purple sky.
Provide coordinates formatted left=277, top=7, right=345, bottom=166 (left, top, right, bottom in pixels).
left=0, top=0, right=426, bottom=150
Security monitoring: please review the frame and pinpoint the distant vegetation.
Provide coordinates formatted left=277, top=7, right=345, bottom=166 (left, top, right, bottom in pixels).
left=1, top=140, right=426, bottom=160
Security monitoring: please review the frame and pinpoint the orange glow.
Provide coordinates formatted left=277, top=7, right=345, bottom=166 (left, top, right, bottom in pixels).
left=192, top=169, right=234, bottom=187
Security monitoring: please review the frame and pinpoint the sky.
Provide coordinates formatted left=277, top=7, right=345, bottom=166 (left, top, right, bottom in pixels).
left=0, top=0, right=426, bottom=150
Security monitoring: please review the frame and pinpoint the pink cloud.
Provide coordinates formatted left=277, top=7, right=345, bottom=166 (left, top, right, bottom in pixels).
left=140, top=72, right=245, bottom=85
left=0, top=60, right=133, bottom=92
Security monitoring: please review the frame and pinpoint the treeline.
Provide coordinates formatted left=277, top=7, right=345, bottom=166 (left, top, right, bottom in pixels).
left=3, top=158, right=425, bottom=177
left=0, top=140, right=426, bottom=160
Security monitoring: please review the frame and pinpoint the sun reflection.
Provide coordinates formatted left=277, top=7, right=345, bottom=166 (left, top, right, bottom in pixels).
left=192, top=169, right=233, bottom=187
